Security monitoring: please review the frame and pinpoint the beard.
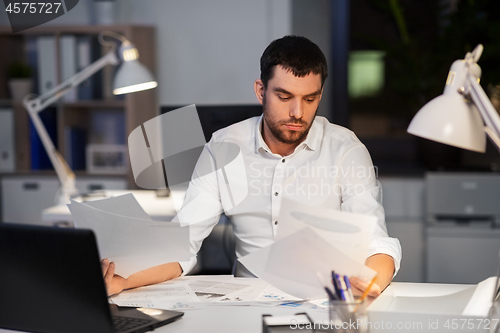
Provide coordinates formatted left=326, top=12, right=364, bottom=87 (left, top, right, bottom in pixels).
left=262, top=95, right=317, bottom=145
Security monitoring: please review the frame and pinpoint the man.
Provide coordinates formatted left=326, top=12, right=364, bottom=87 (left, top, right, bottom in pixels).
left=102, top=36, right=401, bottom=297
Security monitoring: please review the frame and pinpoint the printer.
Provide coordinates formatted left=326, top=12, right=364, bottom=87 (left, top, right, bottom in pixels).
left=425, top=172, right=500, bottom=284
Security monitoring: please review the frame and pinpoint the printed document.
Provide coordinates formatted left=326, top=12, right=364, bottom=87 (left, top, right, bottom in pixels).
left=69, top=193, right=190, bottom=277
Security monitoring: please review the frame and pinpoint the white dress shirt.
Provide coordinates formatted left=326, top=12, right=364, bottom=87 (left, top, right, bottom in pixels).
left=177, top=115, right=402, bottom=276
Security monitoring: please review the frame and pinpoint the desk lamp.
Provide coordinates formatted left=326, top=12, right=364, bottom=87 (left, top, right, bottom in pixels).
left=408, top=45, right=500, bottom=323
left=23, top=31, right=158, bottom=205
left=407, top=44, right=500, bottom=153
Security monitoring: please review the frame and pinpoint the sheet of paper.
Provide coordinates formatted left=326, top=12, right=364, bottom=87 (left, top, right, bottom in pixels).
left=110, top=282, right=202, bottom=310
left=255, top=284, right=303, bottom=302
left=112, top=275, right=280, bottom=310
left=79, top=193, right=152, bottom=221
left=217, top=281, right=269, bottom=303
left=276, top=298, right=330, bottom=312
left=278, top=198, right=377, bottom=264
left=463, top=276, right=497, bottom=316
left=239, top=227, right=377, bottom=299
left=68, top=195, right=190, bottom=277
left=199, top=279, right=299, bottom=305
left=183, top=277, right=258, bottom=302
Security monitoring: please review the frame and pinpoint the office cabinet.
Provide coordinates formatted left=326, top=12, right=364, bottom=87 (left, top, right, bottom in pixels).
left=1, top=175, right=126, bottom=225
left=427, top=227, right=500, bottom=284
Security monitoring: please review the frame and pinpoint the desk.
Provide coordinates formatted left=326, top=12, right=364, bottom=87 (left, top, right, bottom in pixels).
left=133, top=281, right=490, bottom=333
left=1, top=305, right=328, bottom=333
left=42, top=190, right=185, bottom=223
left=156, top=305, right=329, bottom=332
left=0, top=281, right=490, bottom=333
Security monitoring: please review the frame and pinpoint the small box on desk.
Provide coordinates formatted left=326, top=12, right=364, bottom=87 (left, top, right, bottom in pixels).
left=368, top=282, right=494, bottom=333
left=262, top=313, right=314, bottom=333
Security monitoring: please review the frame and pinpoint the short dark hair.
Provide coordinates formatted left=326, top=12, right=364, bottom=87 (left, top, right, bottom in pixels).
left=260, top=35, right=328, bottom=88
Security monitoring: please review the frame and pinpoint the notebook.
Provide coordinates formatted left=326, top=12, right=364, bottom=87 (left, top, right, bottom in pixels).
left=0, top=223, right=183, bottom=333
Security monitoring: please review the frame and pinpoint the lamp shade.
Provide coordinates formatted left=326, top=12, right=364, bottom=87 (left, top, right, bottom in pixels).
left=113, top=60, right=158, bottom=95
left=407, top=93, right=486, bottom=153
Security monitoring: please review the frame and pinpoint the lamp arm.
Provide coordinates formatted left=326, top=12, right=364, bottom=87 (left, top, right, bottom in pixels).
left=23, top=50, right=120, bottom=204
left=468, top=75, right=500, bottom=151
left=25, top=50, right=119, bottom=113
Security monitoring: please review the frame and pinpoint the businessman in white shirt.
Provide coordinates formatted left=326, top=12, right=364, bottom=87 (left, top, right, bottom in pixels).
left=102, top=35, right=402, bottom=298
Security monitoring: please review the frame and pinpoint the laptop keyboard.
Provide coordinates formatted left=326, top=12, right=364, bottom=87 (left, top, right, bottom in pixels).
left=112, top=315, right=153, bottom=333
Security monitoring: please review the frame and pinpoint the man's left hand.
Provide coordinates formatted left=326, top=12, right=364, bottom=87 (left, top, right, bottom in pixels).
left=349, top=276, right=381, bottom=298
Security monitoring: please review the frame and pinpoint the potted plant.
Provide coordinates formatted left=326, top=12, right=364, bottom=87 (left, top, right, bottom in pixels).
left=7, top=61, right=33, bottom=101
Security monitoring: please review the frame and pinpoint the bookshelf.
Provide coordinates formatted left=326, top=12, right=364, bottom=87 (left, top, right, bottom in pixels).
left=0, top=25, right=158, bottom=188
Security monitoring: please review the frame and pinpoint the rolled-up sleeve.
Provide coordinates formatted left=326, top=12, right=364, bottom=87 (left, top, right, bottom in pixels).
left=338, top=143, right=402, bottom=276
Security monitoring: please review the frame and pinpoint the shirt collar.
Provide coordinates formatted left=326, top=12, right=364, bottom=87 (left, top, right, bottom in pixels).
left=254, top=115, right=322, bottom=155
left=255, top=115, right=270, bottom=154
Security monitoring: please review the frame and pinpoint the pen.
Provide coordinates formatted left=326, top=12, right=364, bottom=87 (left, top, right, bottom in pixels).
left=332, top=272, right=352, bottom=321
left=317, top=272, right=339, bottom=300
left=358, top=277, right=376, bottom=303
left=335, top=273, right=347, bottom=301
left=340, top=275, right=355, bottom=312
left=354, top=276, right=377, bottom=312
left=331, top=271, right=343, bottom=301
left=325, top=286, right=337, bottom=300
left=343, top=275, right=355, bottom=303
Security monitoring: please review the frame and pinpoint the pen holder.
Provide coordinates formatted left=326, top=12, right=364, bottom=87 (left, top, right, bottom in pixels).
left=328, top=299, right=367, bottom=333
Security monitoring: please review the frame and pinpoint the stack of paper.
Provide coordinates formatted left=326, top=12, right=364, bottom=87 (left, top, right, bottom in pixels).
left=238, top=198, right=378, bottom=299
left=68, top=193, right=190, bottom=278
left=110, top=275, right=308, bottom=311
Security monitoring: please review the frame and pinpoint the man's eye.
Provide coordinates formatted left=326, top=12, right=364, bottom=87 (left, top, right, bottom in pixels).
left=305, top=98, right=316, bottom=102
left=279, top=96, right=290, bottom=101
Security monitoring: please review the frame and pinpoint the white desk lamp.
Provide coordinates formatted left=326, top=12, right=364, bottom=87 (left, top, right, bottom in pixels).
left=23, top=31, right=158, bottom=205
left=407, top=44, right=500, bottom=153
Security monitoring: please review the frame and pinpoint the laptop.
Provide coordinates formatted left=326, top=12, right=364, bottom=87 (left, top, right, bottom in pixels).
left=0, top=223, right=183, bottom=333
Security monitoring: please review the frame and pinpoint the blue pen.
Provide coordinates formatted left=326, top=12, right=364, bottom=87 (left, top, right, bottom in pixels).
left=331, top=271, right=343, bottom=300
left=343, top=275, right=355, bottom=302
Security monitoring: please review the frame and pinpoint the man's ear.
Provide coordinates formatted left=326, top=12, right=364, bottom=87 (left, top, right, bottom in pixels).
left=254, top=79, right=265, bottom=105
left=318, top=87, right=324, bottom=102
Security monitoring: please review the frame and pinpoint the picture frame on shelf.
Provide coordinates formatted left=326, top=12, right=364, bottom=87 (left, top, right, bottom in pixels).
left=86, top=144, right=128, bottom=175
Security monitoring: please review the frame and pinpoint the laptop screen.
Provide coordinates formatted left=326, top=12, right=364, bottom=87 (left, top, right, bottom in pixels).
left=0, top=223, right=114, bottom=333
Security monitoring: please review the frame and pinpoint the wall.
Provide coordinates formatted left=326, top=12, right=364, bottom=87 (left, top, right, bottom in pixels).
left=292, top=0, right=332, bottom=120
left=1, top=0, right=292, bottom=106
left=117, top=0, right=292, bottom=106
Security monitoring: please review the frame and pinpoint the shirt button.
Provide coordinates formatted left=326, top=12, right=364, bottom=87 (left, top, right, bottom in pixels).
left=274, top=221, right=278, bottom=225
left=274, top=192, right=279, bottom=196
left=282, top=159, right=285, bottom=163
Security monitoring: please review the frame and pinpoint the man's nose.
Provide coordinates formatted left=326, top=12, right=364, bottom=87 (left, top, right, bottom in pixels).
left=289, top=100, right=304, bottom=119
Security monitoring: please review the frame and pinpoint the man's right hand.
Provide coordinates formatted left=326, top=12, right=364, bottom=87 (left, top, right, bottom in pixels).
left=101, top=259, right=127, bottom=296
